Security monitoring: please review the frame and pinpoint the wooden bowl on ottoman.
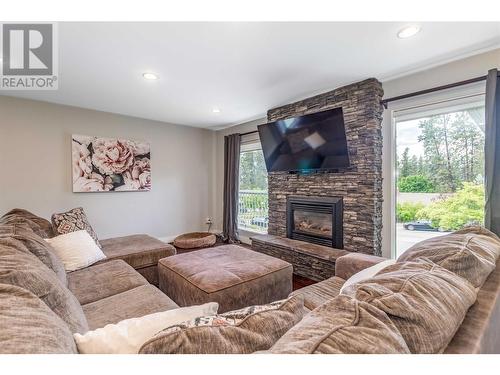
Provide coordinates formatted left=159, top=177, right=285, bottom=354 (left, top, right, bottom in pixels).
left=173, top=232, right=216, bottom=249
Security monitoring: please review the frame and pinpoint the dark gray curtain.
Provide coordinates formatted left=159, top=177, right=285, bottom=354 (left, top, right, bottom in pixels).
left=485, top=68, right=500, bottom=235
left=223, top=134, right=241, bottom=243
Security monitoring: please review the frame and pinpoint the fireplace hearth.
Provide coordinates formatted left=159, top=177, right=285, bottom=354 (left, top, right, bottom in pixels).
left=286, top=196, right=343, bottom=248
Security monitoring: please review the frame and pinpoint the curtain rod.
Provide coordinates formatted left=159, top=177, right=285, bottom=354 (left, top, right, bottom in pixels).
left=236, top=72, right=496, bottom=135
left=239, top=129, right=259, bottom=136
left=381, top=75, right=488, bottom=109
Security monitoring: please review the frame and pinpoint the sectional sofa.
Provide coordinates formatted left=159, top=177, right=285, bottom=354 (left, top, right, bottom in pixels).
left=1, top=209, right=500, bottom=354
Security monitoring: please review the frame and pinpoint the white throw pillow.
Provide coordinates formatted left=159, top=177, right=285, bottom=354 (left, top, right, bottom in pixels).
left=74, top=302, right=219, bottom=354
left=45, top=230, right=106, bottom=272
left=339, top=259, right=396, bottom=294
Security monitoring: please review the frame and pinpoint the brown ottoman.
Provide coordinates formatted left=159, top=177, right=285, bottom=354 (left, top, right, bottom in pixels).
left=158, top=245, right=293, bottom=313
left=100, top=234, right=176, bottom=285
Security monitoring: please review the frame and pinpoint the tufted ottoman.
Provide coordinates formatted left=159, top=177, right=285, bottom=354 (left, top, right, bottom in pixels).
left=158, top=245, right=293, bottom=313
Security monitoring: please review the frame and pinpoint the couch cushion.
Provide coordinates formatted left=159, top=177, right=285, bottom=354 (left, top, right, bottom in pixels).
left=68, top=260, right=149, bottom=305
left=268, top=294, right=410, bottom=354
left=343, top=259, right=477, bottom=353
left=398, top=226, right=500, bottom=288
left=289, top=276, right=344, bottom=311
left=0, top=237, right=89, bottom=334
left=0, top=223, right=67, bottom=286
left=82, top=285, right=179, bottom=330
left=0, top=208, right=54, bottom=238
left=335, top=253, right=387, bottom=280
left=139, top=294, right=305, bottom=354
left=445, top=257, right=500, bottom=353
left=51, top=207, right=101, bottom=248
left=0, top=283, right=77, bottom=354
left=100, top=234, right=176, bottom=269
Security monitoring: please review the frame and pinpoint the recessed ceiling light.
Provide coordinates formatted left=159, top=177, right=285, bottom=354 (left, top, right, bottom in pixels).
left=397, top=26, right=421, bottom=39
left=212, top=107, right=221, bottom=113
left=142, top=72, right=158, bottom=80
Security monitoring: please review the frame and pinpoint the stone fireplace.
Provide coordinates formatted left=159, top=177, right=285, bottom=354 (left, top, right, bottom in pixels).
left=266, top=78, right=384, bottom=256
left=286, top=196, right=343, bottom=248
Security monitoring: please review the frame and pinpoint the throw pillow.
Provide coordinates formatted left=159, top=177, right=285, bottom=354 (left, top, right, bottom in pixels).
left=139, top=294, right=305, bottom=354
left=73, top=302, right=219, bottom=354
left=51, top=207, right=101, bottom=248
left=343, top=259, right=477, bottom=353
left=45, top=230, right=106, bottom=272
left=267, top=294, right=410, bottom=354
left=339, top=258, right=396, bottom=294
left=397, top=226, right=500, bottom=287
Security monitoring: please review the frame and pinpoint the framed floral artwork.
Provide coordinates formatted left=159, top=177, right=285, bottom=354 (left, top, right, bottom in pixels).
left=72, top=134, right=151, bottom=192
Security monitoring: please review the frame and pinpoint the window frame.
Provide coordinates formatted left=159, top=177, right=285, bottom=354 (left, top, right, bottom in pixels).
left=238, top=135, right=269, bottom=240
left=382, top=81, right=486, bottom=259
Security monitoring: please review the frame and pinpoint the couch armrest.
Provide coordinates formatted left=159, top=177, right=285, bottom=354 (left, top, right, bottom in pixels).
left=335, top=253, right=387, bottom=280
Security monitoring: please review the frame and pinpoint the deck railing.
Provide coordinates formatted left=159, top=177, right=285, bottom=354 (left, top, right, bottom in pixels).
left=238, top=190, right=268, bottom=233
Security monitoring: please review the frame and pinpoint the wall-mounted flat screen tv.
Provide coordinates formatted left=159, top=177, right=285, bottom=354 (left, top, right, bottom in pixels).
left=257, top=107, right=350, bottom=172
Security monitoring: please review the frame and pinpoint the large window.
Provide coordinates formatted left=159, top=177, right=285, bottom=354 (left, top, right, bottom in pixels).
left=238, top=136, right=268, bottom=234
left=394, top=99, right=485, bottom=257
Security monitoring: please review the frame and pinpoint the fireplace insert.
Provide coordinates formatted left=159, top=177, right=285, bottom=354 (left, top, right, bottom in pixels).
left=286, top=196, right=343, bottom=248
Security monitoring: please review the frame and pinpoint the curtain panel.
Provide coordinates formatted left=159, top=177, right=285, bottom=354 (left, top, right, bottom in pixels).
left=485, top=69, right=500, bottom=235
left=223, top=133, right=241, bottom=243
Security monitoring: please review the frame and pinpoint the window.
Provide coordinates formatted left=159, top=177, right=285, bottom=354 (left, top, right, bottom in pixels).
left=238, top=133, right=268, bottom=234
left=394, top=98, right=485, bottom=257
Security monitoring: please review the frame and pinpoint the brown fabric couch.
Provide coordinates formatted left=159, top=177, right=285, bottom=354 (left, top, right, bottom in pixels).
left=0, top=209, right=179, bottom=353
left=2, top=208, right=500, bottom=354
left=289, top=228, right=500, bottom=354
left=1, top=208, right=176, bottom=285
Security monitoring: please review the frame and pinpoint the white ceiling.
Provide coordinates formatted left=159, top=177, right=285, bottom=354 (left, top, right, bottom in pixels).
left=2, top=22, right=500, bottom=129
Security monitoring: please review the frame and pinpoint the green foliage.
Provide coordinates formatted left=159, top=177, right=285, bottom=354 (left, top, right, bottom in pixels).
left=397, top=110, right=484, bottom=194
left=417, top=183, right=484, bottom=230
left=398, top=175, right=435, bottom=193
left=399, top=147, right=411, bottom=178
left=396, top=202, right=425, bottom=223
left=239, top=150, right=268, bottom=191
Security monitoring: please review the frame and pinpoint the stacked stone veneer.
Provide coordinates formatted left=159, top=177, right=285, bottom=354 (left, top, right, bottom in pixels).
left=266, top=78, right=384, bottom=256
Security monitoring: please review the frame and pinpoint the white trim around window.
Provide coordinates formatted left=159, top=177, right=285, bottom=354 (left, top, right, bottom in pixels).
left=381, top=80, right=486, bottom=259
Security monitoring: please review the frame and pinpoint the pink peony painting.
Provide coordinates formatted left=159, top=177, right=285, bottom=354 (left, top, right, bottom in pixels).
left=72, top=134, right=151, bottom=192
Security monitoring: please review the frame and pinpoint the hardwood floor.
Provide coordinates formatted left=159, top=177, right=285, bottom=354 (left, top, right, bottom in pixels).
left=292, top=274, right=316, bottom=291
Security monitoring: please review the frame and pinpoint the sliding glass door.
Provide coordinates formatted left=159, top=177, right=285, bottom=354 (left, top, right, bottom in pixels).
left=394, top=99, right=485, bottom=257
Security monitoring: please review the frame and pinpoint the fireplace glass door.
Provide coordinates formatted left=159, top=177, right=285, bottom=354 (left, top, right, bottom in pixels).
left=287, top=196, right=343, bottom=248
left=293, top=210, right=333, bottom=238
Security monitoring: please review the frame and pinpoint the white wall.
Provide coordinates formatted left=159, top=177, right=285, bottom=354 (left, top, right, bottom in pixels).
left=214, top=48, right=500, bottom=257
left=0, top=96, right=215, bottom=241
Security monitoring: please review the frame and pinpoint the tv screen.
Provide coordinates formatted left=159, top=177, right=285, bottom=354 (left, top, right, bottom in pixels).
left=257, top=107, right=350, bottom=172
